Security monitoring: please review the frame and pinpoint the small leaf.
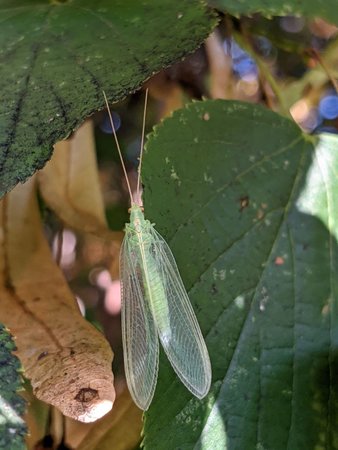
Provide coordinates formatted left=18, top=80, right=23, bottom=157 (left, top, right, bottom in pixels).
left=0, top=0, right=217, bottom=197
left=211, top=0, right=338, bottom=25
left=142, top=99, right=338, bottom=449
left=0, top=178, right=115, bottom=423
left=0, top=325, right=26, bottom=450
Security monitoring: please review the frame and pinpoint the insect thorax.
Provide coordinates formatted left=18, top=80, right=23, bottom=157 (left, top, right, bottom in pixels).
left=125, top=223, right=155, bottom=249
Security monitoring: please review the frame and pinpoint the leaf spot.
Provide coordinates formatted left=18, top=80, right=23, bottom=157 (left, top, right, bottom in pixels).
left=212, top=268, right=226, bottom=281
left=203, top=172, right=213, bottom=184
left=234, top=295, right=245, bottom=309
left=274, top=256, right=285, bottom=265
left=239, top=196, right=249, bottom=211
left=170, top=166, right=181, bottom=186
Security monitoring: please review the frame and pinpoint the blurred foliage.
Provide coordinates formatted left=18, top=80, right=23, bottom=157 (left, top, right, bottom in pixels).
left=211, top=0, right=338, bottom=26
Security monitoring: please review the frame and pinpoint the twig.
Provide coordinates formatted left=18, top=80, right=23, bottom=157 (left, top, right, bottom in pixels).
left=55, top=228, right=63, bottom=266
left=205, top=29, right=234, bottom=99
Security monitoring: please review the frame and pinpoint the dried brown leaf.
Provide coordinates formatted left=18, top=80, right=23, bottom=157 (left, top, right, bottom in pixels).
left=0, top=178, right=115, bottom=423
left=38, top=120, right=113, bottom=238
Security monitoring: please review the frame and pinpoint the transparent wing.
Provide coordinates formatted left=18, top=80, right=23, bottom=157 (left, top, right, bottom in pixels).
left=148, top=227, right=212, bottom=399
left=120, top=235, right=159, bottom=410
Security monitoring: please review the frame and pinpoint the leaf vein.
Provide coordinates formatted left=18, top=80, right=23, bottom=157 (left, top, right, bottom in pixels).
left=169, top=134, right=304, bottom=243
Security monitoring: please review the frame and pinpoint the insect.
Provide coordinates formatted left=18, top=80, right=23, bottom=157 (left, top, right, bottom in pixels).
left=103, top=90, right=211, bottom=410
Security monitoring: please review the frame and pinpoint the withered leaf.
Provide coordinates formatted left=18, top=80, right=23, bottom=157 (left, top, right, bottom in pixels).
left=0, top=178, right=115, bottom=423
left=38, top=120, right=114, bottom=239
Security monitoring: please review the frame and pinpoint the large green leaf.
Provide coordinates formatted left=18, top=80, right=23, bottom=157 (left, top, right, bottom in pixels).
left=0, top=0, right=216, bottom=197
left=142, top=99, right=338, bottom=449
left=211, top=0, right=338, bottom=26
left=0, top=325, right=26, bottom=450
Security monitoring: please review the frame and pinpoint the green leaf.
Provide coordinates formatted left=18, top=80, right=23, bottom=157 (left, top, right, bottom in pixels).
left=0, top=0, right=216, bottom=197
left=142, top=99, right=338, bottom=449
left=211, top=0, right=338, bottom=26
left=0, top=325, right=26, bottom=450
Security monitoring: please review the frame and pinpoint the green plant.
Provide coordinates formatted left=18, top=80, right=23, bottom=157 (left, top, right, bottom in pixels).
left=0, top=0, right=338, bottom=449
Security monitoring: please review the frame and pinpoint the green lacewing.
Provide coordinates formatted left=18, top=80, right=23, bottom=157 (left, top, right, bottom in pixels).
left=103, top=91, right=211, bottom=410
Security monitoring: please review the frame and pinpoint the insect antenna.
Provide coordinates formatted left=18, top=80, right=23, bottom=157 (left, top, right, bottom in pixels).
left=103, top=90, right=134, bottom=206
left=136, top=88, right=149, bottom=205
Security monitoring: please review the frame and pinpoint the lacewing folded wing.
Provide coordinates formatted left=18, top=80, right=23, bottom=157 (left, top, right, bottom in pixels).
left=148, top=226, right=212, bottom=399
left=120, top=235, right=159, bottom=410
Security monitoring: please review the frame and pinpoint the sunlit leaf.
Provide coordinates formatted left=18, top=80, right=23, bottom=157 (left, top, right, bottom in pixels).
left=142, top=99, right=338, bottom=449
